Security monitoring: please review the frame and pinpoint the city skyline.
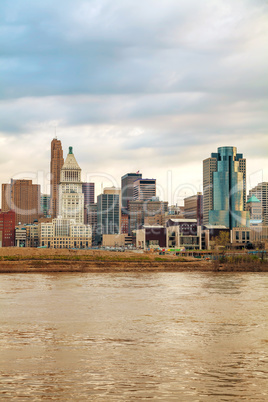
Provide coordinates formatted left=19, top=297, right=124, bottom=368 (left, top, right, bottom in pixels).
left=0, top=139, right=267, bottom=206
left=0, top=0, right=267, bottom=203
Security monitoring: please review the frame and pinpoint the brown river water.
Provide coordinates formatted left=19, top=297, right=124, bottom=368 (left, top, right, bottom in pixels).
left=0, top=271, right=267, bottom=401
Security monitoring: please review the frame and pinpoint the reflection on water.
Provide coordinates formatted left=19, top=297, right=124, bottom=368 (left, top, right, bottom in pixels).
left=0, top=272, right=267, bottom=401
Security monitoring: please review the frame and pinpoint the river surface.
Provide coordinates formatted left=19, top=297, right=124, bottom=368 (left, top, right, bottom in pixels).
left=0, top=272, right=267, bottom=401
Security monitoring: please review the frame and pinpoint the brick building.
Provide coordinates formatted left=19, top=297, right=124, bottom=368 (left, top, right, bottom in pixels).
left=2, top=179, right=41, bottom=225
left=0, top=210, right=16, bottom=247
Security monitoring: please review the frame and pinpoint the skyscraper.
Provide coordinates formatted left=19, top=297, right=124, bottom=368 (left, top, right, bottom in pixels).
left=59, top=146, right=84, bottom=224
left=2, top=179, right=41, bottom=225
left=121, top=172, right=142, bottom=209
left=82, top=183, right=95, bottom=206
left=133, top=178, right=156, bottom=202
left=50, top=138, right=64, bottom=218
left=203, top=146, right=249, bottom=229
left=97, top=187, right=121, bottom=237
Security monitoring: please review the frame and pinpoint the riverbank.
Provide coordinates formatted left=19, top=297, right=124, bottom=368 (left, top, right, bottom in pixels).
left=0, top=248, right=267, bottom=273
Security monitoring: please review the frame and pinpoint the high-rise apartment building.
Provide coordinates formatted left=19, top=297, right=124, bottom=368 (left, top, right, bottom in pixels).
left=248, top=182, right=268, bottom=225
left=50, top=138, right=64, bottom=218
left=59, top=147, right=84, bottom=224
left=203, top=146, right=249, bottom=229
left=121, top=172, right=142, bottom=209
left=133, top=178, right=156, bottom=202
left=2, top=179, right=41, bottom=225
left=97, top=188, right=121, bottom=237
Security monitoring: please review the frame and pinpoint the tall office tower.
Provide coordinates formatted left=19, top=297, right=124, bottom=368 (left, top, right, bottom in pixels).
left=59, top=147, right=84, bottom=224
left=87, top=203, right=98, bottom=244
left=97, top=188, right=121, bottom=237
left=184, top=192, right=203, bottom=225
left=2, top=179, right=41, bottom=225
left=203, top=157, right=217, bottom=225
left=121, top=172, right=142, bottom=209
left=41, top=194, right=51, bottom=218
left=82, top=182, right=95, bottom=224
left=50, top=138, right=64, bottom=218
left=203, top=146, right=249, bottom=229
left=133, top=178, right=156, bottom=201
left=0, top=210, right=16, bottom=247
left=248, top=182, right=268, bottom=225
left=82, top=183, right=95, bottom=206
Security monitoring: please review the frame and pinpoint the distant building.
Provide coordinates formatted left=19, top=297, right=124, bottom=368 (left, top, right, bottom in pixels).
left=129, top=200, right=168, bottom=233
left=246, top=195, right=262, bottom=225
left=59, top=147, right=84, bottom=224
left=248, top=182, right=268, bottom=225
left=97, top=188, right=121, bottom=238
left=82, top=183, right=95, bottom=206
left=39, top=217, right=92, bottom=249
left=2, top=179, right=41, bottom=225
left=203, top=146, right=248, bottom=229
left=87, top=203, right=98, bottom=245
left=0, top=210, right=16, bottom=247
left=133, top=178, right=156, bottom=202
left=184, top=193, right=203, bottom=225
left=166, top=218, right=201, bottom=250
left=135, top=226, right=166, bottom=249
left=41, top=194, right=51, bottom=218
left=50, top=138, right=64, bottom=218
left=121, top=172, right=142, bottom=209
left=121, top=211, right=129, bottom=234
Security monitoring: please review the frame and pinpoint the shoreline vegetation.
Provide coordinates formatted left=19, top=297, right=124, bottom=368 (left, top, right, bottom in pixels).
left=0, top=248, right=267, bottom=273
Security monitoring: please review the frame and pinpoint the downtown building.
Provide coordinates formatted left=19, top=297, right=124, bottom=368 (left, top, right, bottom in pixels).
left=133, top=178, right=156, bottom=201
left=0, top=210, right=16, bottom=247
left=59, top=146, right=84, bottom=224
left=2, top=179, right=41, bottom=225
left=184, top=192, right=203, bottom=225
left=50, top=138, right=64, bottom=218
left=248, top=182, right=268, bottom=225
left=121, top=172, right=142, bottom=209
left=129, top=199, right=168, bottom=233
left=203, top=146, right=249, bottom=229
left=40, top=146, right=92, bottom=248
left=97, top=187, right=121, bottom=241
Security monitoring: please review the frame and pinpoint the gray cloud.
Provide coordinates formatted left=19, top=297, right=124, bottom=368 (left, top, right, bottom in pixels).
left=0, top=0, right=267, bottom=198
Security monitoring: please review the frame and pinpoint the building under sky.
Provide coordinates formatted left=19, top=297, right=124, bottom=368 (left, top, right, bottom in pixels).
left=203, top=146, right=249, bottom=229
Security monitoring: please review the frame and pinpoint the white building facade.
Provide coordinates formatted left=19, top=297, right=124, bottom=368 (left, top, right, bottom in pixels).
left=59, top=146, right=84, bottom=224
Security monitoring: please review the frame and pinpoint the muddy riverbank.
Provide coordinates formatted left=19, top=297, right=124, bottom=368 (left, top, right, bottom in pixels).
left=0, top=248, right=267, bottom=273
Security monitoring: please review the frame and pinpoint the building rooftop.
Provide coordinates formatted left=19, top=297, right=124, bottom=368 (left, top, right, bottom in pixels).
left=168, top=218, right=197, bottom=223
left=204, top=224, right=228, bottom=229
left=247, top=195, right=261, bottom=203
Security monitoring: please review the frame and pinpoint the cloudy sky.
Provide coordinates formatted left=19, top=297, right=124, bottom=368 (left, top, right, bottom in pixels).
left=0, top=0, right=267, bottom=204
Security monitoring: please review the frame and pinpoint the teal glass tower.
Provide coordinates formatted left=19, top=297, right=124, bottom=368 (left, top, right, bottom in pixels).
left=203, top=146, right=249, bottom=229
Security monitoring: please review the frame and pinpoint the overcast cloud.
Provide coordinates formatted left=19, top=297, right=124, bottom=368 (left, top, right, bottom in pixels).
left=0, top=0, right=267, bottom=203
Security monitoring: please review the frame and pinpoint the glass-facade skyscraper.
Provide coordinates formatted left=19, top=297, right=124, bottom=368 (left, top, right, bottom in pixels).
left=203, top=146, right=249, bottom=229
